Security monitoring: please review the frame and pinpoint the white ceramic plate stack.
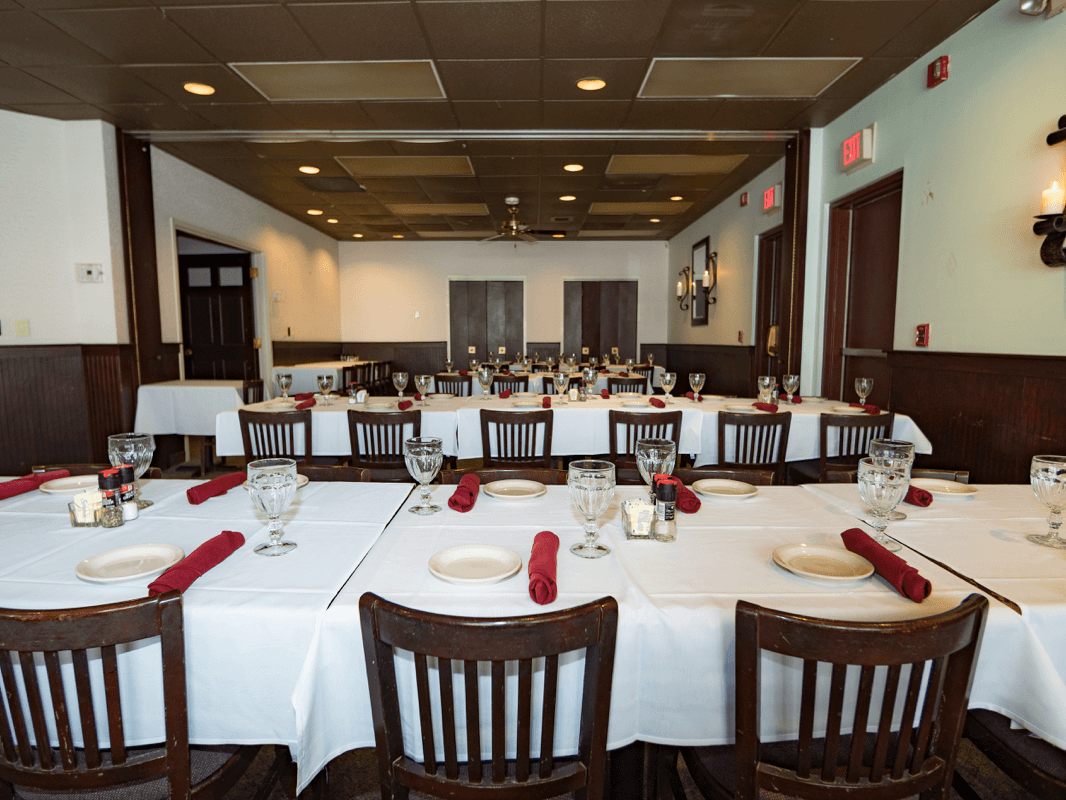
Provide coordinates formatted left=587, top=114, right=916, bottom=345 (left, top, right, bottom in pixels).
left=510, top=400, right=543, bottom=409
left=830, top=405, right=869, bottom=415
left=428, top=545, right=523, bottom=585
left=615, top=392, right=644, bottom=399
left=364, top=400, right=396, bottom=413
left=427, top=393, right=455, bottom=399
left=909, top=479, right=979, bottom=499
left=76, top=544, right=185, bottom=584
left=725, top=404, right=764, bottom=414
left=772, top=544, right=874, bottom=585
left=483, top=480, right=547, bottom=500
left=692, top=479, right=758, bottom=499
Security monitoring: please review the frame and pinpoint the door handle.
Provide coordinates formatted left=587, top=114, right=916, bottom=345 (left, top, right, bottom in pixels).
left=185, top=348, right=193, bottom=356
left=841, top=348, right=887, bottom=358
left=766, top=325, right=779, bottom=358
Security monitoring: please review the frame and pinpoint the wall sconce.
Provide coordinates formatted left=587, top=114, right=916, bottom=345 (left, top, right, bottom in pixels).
left=676, top=251, right=718, bottom=310
left=1034, top=114, right=1066, bottom=267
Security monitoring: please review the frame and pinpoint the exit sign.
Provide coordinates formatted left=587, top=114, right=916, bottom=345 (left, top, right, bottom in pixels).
left=841, top=124, right=876, bottom=174
left=762, top=183, right=782, bottom=213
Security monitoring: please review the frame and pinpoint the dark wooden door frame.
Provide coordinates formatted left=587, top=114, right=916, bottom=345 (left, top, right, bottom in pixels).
left=751, top=226, right=784, bottom=391
left=822, top=169, right=904, bottom=400
left=778, top=131, right=810, bottom=378
left=178, top=251, right=258, bottom=380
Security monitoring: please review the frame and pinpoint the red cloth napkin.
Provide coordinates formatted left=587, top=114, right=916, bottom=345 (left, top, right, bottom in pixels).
left=841, top=528, right=930, bottom=602
left=541, top=397, right=551, bottom=408
left=148, top=531, right=245, bottom=596
left=905, top=486, right=933, bottom=506
left=600, top=370, right=611, bottom=375
left=447, top=474, right=480, bottom=512
left=499, top=370, right=511, bottom=376
left=187, top=471, right=246, bottom=505
left=654, top=475, right=701, bottom=514
left=459, top=369, right=468, bottom=376
left=649, top=397, right=665, bottom=408
left=685, top=392, right=703, bottom=402
left=294, top=392, right=313, bottom=401
left=0, top=470, right=70, bottom=501
left=787, top=396, right=802, bottom=404
left=850, top=403, right=881, bottom=414
left=414, top=392, right=422, bottom=401
left=498, top=390, right=512, bottom=399
left=752, top=402, right=779, bottom=413
left=620, top=371, right=629, bottom=377
left=295, top=398, right=316, bottom=410
left=398, top=400, right=413, bottom=411
left=601, top=389, right=610, bottom=399
left=528, top=531, right=560, bottom=605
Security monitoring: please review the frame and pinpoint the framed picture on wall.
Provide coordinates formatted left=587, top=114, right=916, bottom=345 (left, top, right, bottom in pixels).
left=691, top=237, right=710, bottom=326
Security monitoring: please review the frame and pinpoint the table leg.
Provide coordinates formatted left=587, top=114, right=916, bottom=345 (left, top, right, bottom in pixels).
left=608, top=741, right=645, bottom=800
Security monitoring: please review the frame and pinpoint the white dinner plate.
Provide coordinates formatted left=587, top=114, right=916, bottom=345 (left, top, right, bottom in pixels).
left=243, top=474, right=309, bottom=491
left=622, top=400, right=649, bottom=407
left=772, top=544, right=874, bottom=584
left=76, top=544, right=185, bottom=584
left=830, top=405, right=870, bottom=415
left=483, top=480, right=547, bottom=500
left=615, top=392, right=644, bottom=399
left=39, top=475, right=101, bottom=494
left=800, top=397, right=828, bottom=403
left=511, top=392, right=539, bottom=399
left=510, top=400, right=543, bottom=409
left=725, top=404, right=764, bottom=414
left=427, top=393, right=454, bottom=399
left=428, top=545, right=523, bottom=585
left=265, top=398, right=296, bottom=409
left=910, top=478, right=979, bottom=498
left=363, top=401, right=397, bottom=412
left=692, top=479, right=758, bottom=499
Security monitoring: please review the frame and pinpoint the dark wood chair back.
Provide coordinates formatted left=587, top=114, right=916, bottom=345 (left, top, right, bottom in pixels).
left=32, top=464, right=163, bottom=479
left=241, top=379, right=264, bottom=404
left=543, top=375, right=582, bottom=395
left=818, top=412, right=895, bottom=481
left=238, top=408, right=312, bottom=465
left=439, top=468, right=568, bottom=485
left=298, top=464, right=373, bottom=482
left=607, top=410, right=682, bottom=468
left=607, top=376, right=647, bottom=394
left=434, top=374, right=473, bottom=397
left=673, top=467, right=776, bottom=486
left=490, top=375, right=530, bottom=394
left=911, top=468, right=970, bottom=484
left=479, top=409, right=553, bottom=468
left=347, top=409, right=421, bottom=469
left=359, top=593, right=618, bottom=800
left=718, top=410, right=792, bottom=484
left=342, top=363, right=371, bottom=390
left=630, top=366, right=653, bottom=379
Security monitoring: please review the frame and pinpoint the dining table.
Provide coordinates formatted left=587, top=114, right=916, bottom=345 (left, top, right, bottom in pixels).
left=133, top=379, right=246, bottom=437
left=271, top=361, right=374, bottom=397
left=431, top=367, right=660, bottom=396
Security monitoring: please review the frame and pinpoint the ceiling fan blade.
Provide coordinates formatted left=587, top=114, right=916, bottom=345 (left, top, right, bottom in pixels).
left=478, top=233, right=507, bottom=243
left=518, top=233, right=538, bottom=243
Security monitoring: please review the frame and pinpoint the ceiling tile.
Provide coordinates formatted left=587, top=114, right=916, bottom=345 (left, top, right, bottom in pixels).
left=875, top=0, right=997, bottom=58
left=706, top=99, right=815, bottom=129
left=0, top=11, right=111, bottom=66
left=436, top=60, right=541, bottom=101
left=641, top=58, right=859, bottom=98
left=451, top=101, right=541, bottom=129
left=623, top=100, right=722, bottom=129
left=189, top=103, right=295, bottom=129
left=540, top=155, right=609, bottom=175
left=22, top=64, right=165, bottom=104
left=232, top=62, right=444, bottom=101
left=288, top=2, right=431, bottom=60
left=338, top=154, right=474, bottom=177
left=38, top=8, right=215, bottom=63
left=764, top=1, right=937, bottom=58
left=538, top=140, right=618, bottom=157
left=17, top=0, right=148, bottom=8
left=544, top=0, right=671, bottom=59
left=416, top=1, right=541, bottom=59
left=542, top=100, right=632, bottom=128
left=654, top=0, right=800, bottom=56
left=162, top=141, right=257, bottom=160
left=388, top=140, right=469, bottom=156
left=7, top=101, right=101, bottom=119
left=0, top=67, right=79, bottom=103
left=360, top=101, right=459, bottom=129
left=371, top=191, right=433, bottom=204
left=478, top=176, right=539, bottom=193
left=272, top=102, right=376, bottom=129
left=95, top=102, right=220, bottom=130
left=124, top=65, right=264, bottom=104
left=471, top=156, right=540, bottom=177
left=818, top=58, right=912, bottom=100
left=416, top=176, right=481, bottom=195
left=164, top=6, right=323, bottom=62
left=539, top=174, right=602, bottom=193
left=785, top=98, right=855, bottom=129
left=357, top=177, right=424, bottom=193
left=542, top=59, right=648, bottom=100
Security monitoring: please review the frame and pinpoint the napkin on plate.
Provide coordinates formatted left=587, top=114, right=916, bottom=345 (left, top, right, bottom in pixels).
left=654, top=475, right=701, bottom=513
left=601, top=389, right=610, bottom=399
left=148, top=531, right=245, bottom=596
left=398, top=400, right=413, bottom=411
left=905, top=486, right=933, bottom=506
left=849, top=403, right=881, bottom=415
left=685, top=392, right=703, bottom=402
left=841, top=528, right=930, bottom=602
left=447, top=474, right=480, bottom=512
left=293, top=392, right=313, bottom=401
left=600, top=370, right=611, bottom=375
left=499, top=390, right=512, bottom=399
left=499, top=369, right=511, bottom=376
left=752, top=402, right=779, bottom=413
left=528, top=531, right=560, bottom=605
left=541, top=397, right=551, bottom=408
left=295, top=398, right=316, bottom=410
left=649, top=397, right=665, bottom=408
left=187, top=471, right=246, bottom=505
left=619, top=371, right=630, bottom=377
left=0, top=470, right=70, bottom=501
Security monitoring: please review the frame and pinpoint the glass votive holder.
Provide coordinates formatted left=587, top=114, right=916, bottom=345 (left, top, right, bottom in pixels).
left=68, top=502, right=101, bottom=528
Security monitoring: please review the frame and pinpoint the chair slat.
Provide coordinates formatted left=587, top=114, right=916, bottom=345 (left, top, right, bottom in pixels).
left=516, top=658, right=532, bottom=782
left=2, top=653, right=33, bottom=766
left=539, top=653, right=558, bottom=779
left=911, top=655, right=947, bottom=773
left=892, top=661, right=927, bottom=780
left=870, top=664, right=902, bottom=782
left=72, top=648, right=101, bottom=769
left=464, top=660, right=482, bottom=784
left=796, top=659, right=818, bottom=778
left=43, top=650, right=76, bottom=770
left=438, top=659, right=458, bottom=780
left=491, top=660, right=505, bottom=783
left=18, top=651, right=53, bottom=770
left=847, top=664, right=877, bottom=783
left=413, top=652, right=436, bottom=775
left=820, top=662, right=847, bottom=782
left=102, top=644, right=126, bottom=765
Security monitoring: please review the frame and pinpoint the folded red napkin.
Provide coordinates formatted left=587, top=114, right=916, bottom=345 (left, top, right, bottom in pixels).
left=295, top=398, right=316, bottom=410
left=600, top=370, right=611, bottom=375
left=841, top=528, right=930, bottom=602
left=601, top=389, right=610, bottom=399
left=187, top=471, right=246, bottom=505
left=398, top=400, right=413, bottom=411
left=528, top=531, right=560, bottom=605
left=649, top=397, right=665, bottom=408
left=654, top=475, right=701, bottom=514
left=620, top=371, right=629, bottom=377
left=447, top=474, right=480, bottom=512
left=0, top=470, right=70, bottom=501
left=459, top=369, right=468, bottom=376
left=148, top=531, right=245, bottom=596
left=787, top=396, right=802, bottom=403
left=685, top=392, right=704, bottom=402
left=294, top=392, right=313, bottom=401
left=499, top=370, right=511, bottom=376
left=499, top=390, right=512, bottom=399
left=905, top=486, right=933, bottom=506
left=414, top=392, right=422, bottom=401
left=850, top=403, right=881, bottom=414
left=541, top=396, right=551, bottom=408
left=752, top=402, right=779, bottom=413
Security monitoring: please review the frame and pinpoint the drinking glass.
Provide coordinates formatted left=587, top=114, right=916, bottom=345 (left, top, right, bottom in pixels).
left=602, top=353, right=611, bottom=367
left=477, top=366, right=494, bottom=399
left=248, top=458, right=298, bottom=556
left=444, top=359, right=454, bottom=373
left=568, top=460, right=616, bottom=559
left=647, top=353, right=655, bottom=366
left=469, top=358, right=479, bottom=372
left=589, top=355, right=598, bottom=369
left=553, top=372, right=569, bottom=403
left=515, top=351, right=522, bottom=364
left=782, top=374, right=800, bottom=401
left=660, top=372, right=677, bottom=403
left=392, top=371, right=409, bottom=399
left=108, top=433, right=156, bottom=508
left=635, top=438, right=676, bottom=504
left=870, top=439, right=915, bottom=520
left=317, top=374, right=333, bottom=406
left=414, top=374, right=432, bottom=405
left=1028, top=456, right=1066, bottom=548
left=582, top=366, right=597, bottom=386
left=625, top=358, right=635, bottom=370
left=857, top=457, right=909, bottom=552
left=688, top=372, right=706, bottom=397
left=567, top=355, right=577, bottom=370
left=755, top=375, right=775, bottom=404
left=275, top=373, right=292, bottom=399
left=855, top=377, right=874, bottom=405
left=533, top=352, right=540, bottom=365
left=404, top=438, right=443, bottom=515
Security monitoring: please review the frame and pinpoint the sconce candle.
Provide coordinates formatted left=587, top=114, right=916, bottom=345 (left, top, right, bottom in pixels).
left=702, top=269, right=710, bottom=287
left=1042, top=181, right=1065, bottom=215
left=676, top=280, right=683, bottom=298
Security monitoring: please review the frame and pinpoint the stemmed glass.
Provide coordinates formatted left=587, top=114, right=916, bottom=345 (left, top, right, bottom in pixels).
left=1028, top=456, right=1066, bottom=548
left=392, top=371, right=409, bottom=400
left=582, top=366, right=597, bottom=391
left=414, top=374, right=432, bottom=405
left=625, top=358, right=635, bottom=371
left=782, top=374, right=800, bottom=402
left=533, top=351, right=540, bottom=365
left=870, top=439, right=915, bottom=520
left=275, top=373, right=292, bottom=400
left=567, top=355, right=577, bottom=370
left=660, top=372, right=677, bottom=403
left=857, top=457, right=909, bottom=552
left=317, top=374, right=333, bottom=406
left=589, top=355, right=598, bottom=369
left=469, top=358, right=479, bottom=372
left=108, top=433, right=156, bottom=508
left=647, top=353, right=655, bottom=367
left=568, top=460, right=616, bottom=559
left=248, top=458, right=298, bottom=556
left=602, top=353, right=611, bottom=367
left=404, top=437, right=443, bottom=515
left=756, top=375, right=775, bottom=403
left=855, top=377, right=874, bottom=405
left=553, top=372, right=569, bottom=403
left=688, top=372, right=705, bottom=398
left=477, top=366, right=494, bottom=399
left=635, top=439, right=676, bottom=504
left=444, top=359, right=454, bottom=373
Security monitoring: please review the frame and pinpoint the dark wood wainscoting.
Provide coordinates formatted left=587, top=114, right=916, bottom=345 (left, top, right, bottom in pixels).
left=273, top=341, right=449, bottom=380
left=527, top=342, right=560, bottom=359
left=664, top=344, right=754, bottom=397
left=889, top=351, right=1066, bottom=483
left=640, top=344, right=668, bottom=368
left=272, top=341, right=342, bottom=366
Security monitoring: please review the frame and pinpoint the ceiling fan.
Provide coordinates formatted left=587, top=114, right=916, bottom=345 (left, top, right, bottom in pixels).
left=479, top=196, right=538, bottom=245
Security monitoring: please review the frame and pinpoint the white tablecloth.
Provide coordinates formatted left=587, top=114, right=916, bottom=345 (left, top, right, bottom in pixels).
left=134, top=380, right=244, bottom=437
left=272, top=361, right=361, bottom=397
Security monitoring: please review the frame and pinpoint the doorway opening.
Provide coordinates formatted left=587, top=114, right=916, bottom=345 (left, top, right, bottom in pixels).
left=562, top=280, right=638, bottom=362
left=752, top=226, right=784, bottom=392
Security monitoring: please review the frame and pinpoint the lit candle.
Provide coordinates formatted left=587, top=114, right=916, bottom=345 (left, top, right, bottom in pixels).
left=702, top=268, right=710, bottom=287
left=1042, top=181, right=1065, bottom=215
left=676, top=280, right=683, bottom=298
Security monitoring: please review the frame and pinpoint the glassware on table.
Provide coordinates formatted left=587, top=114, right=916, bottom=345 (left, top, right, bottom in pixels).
left=1028, top=455, right=1066, bottom=548
left=404, top=437, right=444, bottom=515
left=248, top=458, right=298, bottom=556
left=552, top=371, right=569, bottom=403
left=469, top=358, right=479, bottom=372
left=756, top=375, right=775, bottom=404
left=275, top=373, right=293, bottom=399
left=857, top=457, right=909, bottom=552
left=444, top=359, right=454, bottom=373
left=392, top=371, right=409, bottom=399
left=477, top=366, right=494, bottom=398
left=688, top=372, right=706, bottom=397
left=317, top=374, right=333, bottom=406
left=660, top=372, right=677, bottom=403
left=625, top=358, right=635, bottom=370
left=107, top=433, right=156, bottom=509
left=869, top=439, right=915, bottom=521
left=567, top=355, right=577, bottom=370
left=855, top=377, right=874, bottom=405
left=589, top=355, right=598, bottom=369
left=635, top=438, right=676, bottom=505
left=533, top=352, right=540, bottom=365
left=414, top=374, right=433, bottom=405
left=602, top=353, right=611, bottom=367
left=647, top=353, right=655, bottom=366
left=568, top=460, right=616, bottom=559
left=782, top=374, right=800, bottom=402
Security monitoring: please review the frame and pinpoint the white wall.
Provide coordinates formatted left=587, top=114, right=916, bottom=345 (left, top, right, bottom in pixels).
left=337, top=240, right=669, bottom=353
left=667, top=159, right=787, bottom=346
left=0, top=111, right=127, bottom=345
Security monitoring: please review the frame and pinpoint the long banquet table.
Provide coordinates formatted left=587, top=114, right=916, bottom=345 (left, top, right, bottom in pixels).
left=134, top=379, right=245, bottom=437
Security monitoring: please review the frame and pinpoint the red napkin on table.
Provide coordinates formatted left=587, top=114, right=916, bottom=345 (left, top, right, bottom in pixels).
left=620, top=371, right=630, bottom=377
left=187, top=471, right=246, bottom=505
left=786, top=396, right=802, bottom=404
left=528, top=531, right=560, bottom=605
left=499, top=390, right=512, bottom=399
left=752, top=402, right=779, bottom=413
left=541, top=397, right=551, bottom=408
left=649, top=397, right=665, bottom=408
left=294, top=392, right=313, bottom=401
left=685, top=392, right=703, bottom=402
left=414, top=392, right=422, bottom=401
left=295, top=398, right=316, bottom=410
left=499, top=370, right=511, bottom=376
left=601, top=389, right=610, bottom=399
left=398, top=400, right=413, bottom=411
left=447, top=474, right=480, bottom=512
left=600, top=370, right=611, bottom=375
left=148, top=531, right=245, bottom=596
left=459, top=369, right=469, bottom=376
left=0, top=470, right=70, bottom=501
left=850, top=403, right=881, bottom=415
left=654, top=475, right=701, bottom=514
left=905, top=486, right=933, bottom=507
left=841, top=528, right=930, bottom=602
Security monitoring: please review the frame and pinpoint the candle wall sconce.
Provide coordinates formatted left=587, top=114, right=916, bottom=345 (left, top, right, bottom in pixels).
left=677, top=237, right=717, bottom=325
left=1034, top=114, right=1066, bottom=267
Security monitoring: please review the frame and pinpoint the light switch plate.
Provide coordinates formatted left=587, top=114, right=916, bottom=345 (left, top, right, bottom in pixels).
left=76, top=263, right=103, bottom=283
left=16, top=319, right=30, bottom=336
left=498, top=346, right=506, bottom=354
left=467, top=346, right=476, bottom=354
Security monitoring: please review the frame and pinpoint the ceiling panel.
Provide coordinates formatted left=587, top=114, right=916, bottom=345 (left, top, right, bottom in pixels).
left=653, top=0, right=800, bottom=57
left=622, top=99, right=722, bottom=129
left=874, top=0, right=993, bottom=58
left=417, top=1, right=542, bottom=60
left=360, top=101, right=459, bottom=129
left=8, top=101, right=101, bottom=119
left=544, top=0, right=671, bottom=59
left=764, top=1, right=937, bottom=58
left=0, top=11, right=110, bottom=66
left=164, top=6, right=322, bottom=63
left=288, top=3, right=431, bottom=61
left=436, top=60, right=541, bottom=101
left=542, top=59, right=649, bottom=100
left=190, top=103, right=294, bottom=130
left=271, top=102, right=376, bottom=129
left=542, top=100, right=632, bottom=128
left=451, top=101, right=541, bottom=129
left=38, top=8, right=215, bottom=64
left=0, top=66, right=79, bottom=103
left=125, top=64, right=264, bottom=104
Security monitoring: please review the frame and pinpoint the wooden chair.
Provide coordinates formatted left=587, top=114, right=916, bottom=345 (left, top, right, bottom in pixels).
left=606, top=376, right=646, bottom=394
left=912, top=468, right=970, bottom=484
left=0, top=593, right=285, bottom=800
left=439, top=467, right=569, bottom=485
left=718, top=410, right=792, bottom=485
left=31, top=464, right=163, bottom=479
left=241, top=379, right=264, bottom=404
left=237, top=408, right=313, bottom=466
left=543, top=375, right=582, bottom=395
left=347, top=409, right=421, bottom=472
left=489, top=375, right=530, bottom=395
left=607, top=410, right=682, bottom=471
left=359, top=592, right=618, bottom=800
left=630, top=366, right=653, bottom=380
left=434, top=374, right=473, bottom=397
left=297, top=464, right=374, bottom=482
left=673, top=467, right=776, bottom=486
left=479, top=409, right=554, bottom=469
left=952, top=709, right=1066, bottom=800
left=667, top=593, right=988, bottom=800
left=788, top=412, right=896, bottom=484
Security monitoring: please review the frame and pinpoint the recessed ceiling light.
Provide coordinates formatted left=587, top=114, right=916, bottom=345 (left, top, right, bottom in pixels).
left=670, top=196, right=684, bottom=201
left=564, top=164, right=584, bottom=172
left=307, top=209, right=323, bottom=215
left=552, top=234, right=565, bottom=238
left=650, top=218, right=661, bottom=223
left=299, top=166, right=320, bottom=174
left=576, top=78, right=606, bottom=91
left=353, top=233, right=363, bottom=238
left=392, top=234, right=404, bottom=239
left=560, top=195, right=576, bottom=202
left=183, top=82, right=215, bottom=96
left=326, top=218, right=338, bottom=224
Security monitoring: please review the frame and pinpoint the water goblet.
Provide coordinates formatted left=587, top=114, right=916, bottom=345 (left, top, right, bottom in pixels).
left=108, top=432, right=156, bottom=508
left=635, top=438, right=676, bottom=504
left=582, top=366, right=597, bottom=386
left=477, top=366, right=494, bottom=399
left=567, top=355, right=577, bottom=370
left=553, top=371, right=569, bottom=403
left=625, top=358, right=635, bottom=371
left=248, top=458, right=298, bottom=556
left=647, top=353, right=655, bottom=366
left=533, top=351, right=540, bottom=365
left=404, top=437, right=443, bottom=515
left=1028, top=455, right=1066, bottom=548
left=392, top=371, right=409, bottom=399
left=317, top=374, right=333, bottom=406
left=660, top=372, right=677, bottom=403
left=602, top=353, right=611, bottom=367
left=414, top=374, right=433, bottom=405
left=756, top=375, right=775, bottom=404
left=857, top=457, right=909, bottom=552
left=444, top=359, right=454, bottom=373
left=469, top=358, right=479, bottom=372
left=855, top=377, right=874, bottom=405
left=688, top=372, right=706, bottom=398
left=782, top=374, right=800, bottom=402
left=589, top=355, right=598, bottom=369
left=870, top=439, right=915, bottom=520
left=275, top=373, right=292, bottom=399
left=568, top=460, right=616, bottom=559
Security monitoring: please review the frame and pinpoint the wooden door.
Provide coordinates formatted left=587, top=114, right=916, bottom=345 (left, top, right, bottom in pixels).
left=752, top=227, right=784, bottom=388
left=823, top=172, right=903, bottom=408
left=178, top=253, right=257, bottom=379
left=562, top=281, right=638, bottom=361
left=449, top=280, right=523, bottom=363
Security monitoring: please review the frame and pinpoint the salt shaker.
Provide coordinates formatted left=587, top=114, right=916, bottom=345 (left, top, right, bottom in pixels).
left=118, top=464, right=138, bottom=520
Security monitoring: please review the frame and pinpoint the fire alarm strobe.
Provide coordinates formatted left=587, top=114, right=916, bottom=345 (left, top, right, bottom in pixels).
left=927, top=55, right=949, bottom=88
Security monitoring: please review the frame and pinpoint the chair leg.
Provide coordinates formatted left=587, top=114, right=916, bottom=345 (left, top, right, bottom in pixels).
left=255, top=746, right=294, bottom=800
left=646, top=745, right=687, bottom=800
left=950, top=769, right=986, bottom=800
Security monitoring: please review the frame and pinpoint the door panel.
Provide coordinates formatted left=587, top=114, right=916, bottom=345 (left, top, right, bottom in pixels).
left=753, top=227, right=784, bottom=389
left=563, top=281, right=583, bottom=356
left=178, top=252, right=256, bottom=380
left=449, top=280, right=523, bottom=363
left=563, top=280, right=638, bottom=361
